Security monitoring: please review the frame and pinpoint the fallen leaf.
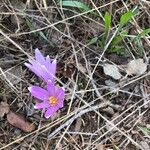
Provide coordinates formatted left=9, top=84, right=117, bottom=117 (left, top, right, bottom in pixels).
left=126, top=59, right=147, bottom=75
left=7, top=111, right=35, bottom=132
left=96, top=143, right=105, bottom=150
left=140, top=141, right=150, bottom=150
left=103, top=64, right=122, bottom=80
left=5, top=66, right=23, bottom=85
left=105, top=79, right=118, bottom=88
left=78, top=63, right=87, bottom=74
left=74, top=118, right=82, bottom=132
left=0, top=102, right=10, bottom=117
left=103, top=107, right=114, bottom=116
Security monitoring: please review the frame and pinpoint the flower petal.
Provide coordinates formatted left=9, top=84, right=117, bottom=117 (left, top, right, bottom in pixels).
left=25, top=62, right=42, bottom=78
left=47, top=81, right=55, bottom=96
left=40, top=65, right=53, bottom=82
left=50, top=59, right=57, bottom=76
left=56, top=87, right=65, bottom=108
left=25, top=49, right=57, bottom=83
left=25, top=63, right=37, bottom=73
left=34, top=101, right=49, bottom=109
left=28, top=86, right=49, bottom=100
left=26, top=60, right=51, bottom=82
left=44, top=106, right=59, bottom=118
left=35, top=48, right=45, bottom=65
left=45, top=55, right=51, bottom=69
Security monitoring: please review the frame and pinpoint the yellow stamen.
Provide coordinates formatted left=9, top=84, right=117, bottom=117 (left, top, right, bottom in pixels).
left=48, top=96, right=58, bottom=106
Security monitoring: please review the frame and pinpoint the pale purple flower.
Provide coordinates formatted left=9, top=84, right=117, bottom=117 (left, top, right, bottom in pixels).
left=25, top=48, right=56, bottom=83
left=28, top=81, right=65, bottom=118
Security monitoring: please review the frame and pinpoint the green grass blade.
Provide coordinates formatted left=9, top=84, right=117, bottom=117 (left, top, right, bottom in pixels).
left=88, top=37, right=98, bottom=45
left=138, top=126, right=150, bottom=136
left=104, top=12, right=111, bottom=33
left=60, top=1, right=90, bottom=11
left=26, top=18, right=54, bottom=47
left=138, top=28, right=150, bottom=37
left=111, top=30, right=128, bottom=46
left=119, top=11, right=135, bottom=27
left=107, top=45, right=124, bottom=55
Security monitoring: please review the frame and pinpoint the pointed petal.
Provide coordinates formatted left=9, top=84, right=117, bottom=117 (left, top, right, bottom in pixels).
left=25, top=62, right=34, bottom=71
left=28, top=59, right=35, bottom=64
left=47, top=81, right=55, bottom=96
left=44, top=59, right=56, bottom=82
left=44, top=106, right=59, bottom=118
left=50, top=59, right=57, bottom=76
left=25, top=63, right=42, bottom=77
left=40, top=65, right=53, bottom=82
left=35, top=48, right=45, bottom=65
left=45, top=55, right=51, bottom=69
left=25, top=49, right=56, bottom=83
left=34, top=101, right=49, bottom=109
left=52, top=59, right=57, bottom=64
left=27, top=60, right=51, bottom=82
left=25, top=63, right=43, bottom=80
left=28, top=86, right=49, bottom=100
left=56, top=87, right=65, bottom=108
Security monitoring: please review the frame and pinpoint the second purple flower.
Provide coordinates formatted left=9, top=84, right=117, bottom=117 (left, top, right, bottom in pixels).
left=25, top=48, right=56, bottom=83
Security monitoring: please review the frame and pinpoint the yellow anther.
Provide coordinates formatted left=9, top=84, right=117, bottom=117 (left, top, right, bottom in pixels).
left=48, top=96, right=58, bottom=106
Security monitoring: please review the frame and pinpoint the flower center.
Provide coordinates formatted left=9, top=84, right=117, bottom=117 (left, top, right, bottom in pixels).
left=48, top=96, right=58, bottom=106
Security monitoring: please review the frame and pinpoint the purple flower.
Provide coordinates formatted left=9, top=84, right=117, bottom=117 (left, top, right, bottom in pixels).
left=25, top=48, right=56, bottom=83
left=28, top=81, right=65, bottom=118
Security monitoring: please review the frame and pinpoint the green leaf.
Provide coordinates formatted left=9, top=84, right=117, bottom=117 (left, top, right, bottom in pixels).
left=88, top=37, right=98, bottom=45
left=107, top=46, right=124, bottom=55
left=119, top=11, right=134, bottom=27
left=138, top=126, right=150, bottom=136
left=138, top=28, right=150, bottom=37
left=104, top=12, right=111, bottom=33
left=111, top=35, right=123, bottom=45
left=111, top=30, right=128, bottom=46
left=60, top=1, right=90, bottom=11
left=133, top=37, right=144, bottom=56
left=98, top=39, right=105, bottom=48
left=38, top=31, right=50, bottom=43
left=120, top=30, right=129, bottom=36
left=26, top=18, right=34, bottom=30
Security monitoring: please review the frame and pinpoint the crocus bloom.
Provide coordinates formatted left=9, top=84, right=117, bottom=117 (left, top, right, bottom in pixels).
left=25, top=48, right=56, bottom=83
left=28, top=81, right=65, bottom=118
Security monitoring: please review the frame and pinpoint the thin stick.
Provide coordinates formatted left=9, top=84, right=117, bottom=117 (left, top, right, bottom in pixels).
left=48, top=101, right=110, bottom=139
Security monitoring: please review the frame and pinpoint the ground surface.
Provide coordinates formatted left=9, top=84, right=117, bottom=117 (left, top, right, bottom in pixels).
left=0, top=0, right=150, bottom=150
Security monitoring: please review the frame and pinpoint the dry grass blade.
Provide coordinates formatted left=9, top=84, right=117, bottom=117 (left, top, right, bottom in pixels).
left=48, top=101, right=110, bottom=139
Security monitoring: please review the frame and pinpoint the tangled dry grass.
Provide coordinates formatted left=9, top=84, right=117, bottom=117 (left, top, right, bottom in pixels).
left=0, top=0, right=150, bottom=149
